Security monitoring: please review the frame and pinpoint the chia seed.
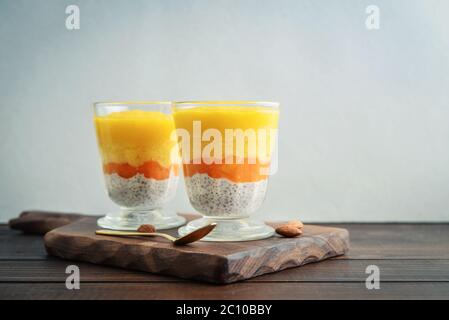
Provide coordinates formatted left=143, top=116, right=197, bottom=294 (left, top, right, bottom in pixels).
left=184, top=174, right=268, bottom=217
left=104, top=173, right=178, bottom=208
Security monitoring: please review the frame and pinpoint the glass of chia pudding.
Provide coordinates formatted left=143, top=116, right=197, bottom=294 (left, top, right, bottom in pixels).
left=94, top=101, right=186, bottom=230
left=173, top=101, right=279, bottom=241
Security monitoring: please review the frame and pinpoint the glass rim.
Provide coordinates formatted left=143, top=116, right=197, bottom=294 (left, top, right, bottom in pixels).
left=173, top=100, right=280, bottom=110
left=93, top=101, right=172, bottom=107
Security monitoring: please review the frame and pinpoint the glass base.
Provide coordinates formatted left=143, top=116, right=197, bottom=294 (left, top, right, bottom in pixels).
left=178, top=217, right=274, bottom=242
left=97, top=208, right=186, bottom=231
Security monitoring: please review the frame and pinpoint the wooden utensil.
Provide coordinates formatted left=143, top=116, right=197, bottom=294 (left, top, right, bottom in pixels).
left=95, top=223, right=217, bottom=245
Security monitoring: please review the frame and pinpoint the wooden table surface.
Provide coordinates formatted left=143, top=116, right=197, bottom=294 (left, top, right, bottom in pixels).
left=1, top=223, right=448, bottom=300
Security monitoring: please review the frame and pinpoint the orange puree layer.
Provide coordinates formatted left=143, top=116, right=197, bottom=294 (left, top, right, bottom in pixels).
left=183, top=159, right=270, bottom=183
left=103, top=161, right=179, bottom=180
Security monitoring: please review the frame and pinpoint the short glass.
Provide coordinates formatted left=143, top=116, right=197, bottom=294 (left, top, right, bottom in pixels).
left=94, top=101, right=186, bottom=230
left=173, top=101, right=279, bottom=241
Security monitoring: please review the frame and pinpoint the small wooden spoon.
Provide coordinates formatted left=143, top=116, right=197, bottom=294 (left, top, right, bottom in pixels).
left=95, top=223, right=217, bottom=245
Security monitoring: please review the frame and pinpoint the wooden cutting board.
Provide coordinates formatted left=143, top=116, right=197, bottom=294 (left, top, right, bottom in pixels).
left=44, top=216, right=349, bottom=284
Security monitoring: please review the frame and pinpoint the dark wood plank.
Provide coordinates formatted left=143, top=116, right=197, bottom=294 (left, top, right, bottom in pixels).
left=1, top=282, right=448, bottom=300
left=0, top=259, right=180, bottom=282
left=256, top=259, right=449, bottom=282
left=333, top=223, right=449, bottom=259
left=0, top=226, right=47, bottom=259
left=44, top=218, right=349, bottom=283
left=2, top=223, right=449, bottom=260
left=1, top=259, right=448, bottom=282
left=2, top=221, right=449, bottom=300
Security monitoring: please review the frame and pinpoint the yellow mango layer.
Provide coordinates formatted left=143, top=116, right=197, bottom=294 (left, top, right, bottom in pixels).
left=95, top=110, right=178, bottom=167
left=173, top=106, right=279, bottom=161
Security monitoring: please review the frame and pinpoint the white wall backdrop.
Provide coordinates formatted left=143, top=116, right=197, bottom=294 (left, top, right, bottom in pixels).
left=1, top=0, right=448, bottom=222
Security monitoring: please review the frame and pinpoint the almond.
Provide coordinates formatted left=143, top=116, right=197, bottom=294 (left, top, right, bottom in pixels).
left=137, top=224, right=156, bottom=233
left=275, top=225, right=302, bottom=238
left=286, top=220, right=303, bottom=229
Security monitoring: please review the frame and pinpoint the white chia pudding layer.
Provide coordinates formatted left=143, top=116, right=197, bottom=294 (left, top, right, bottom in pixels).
left=104, top=173, right=178, bottom=208
left=184, top=173, right=268, bottom=217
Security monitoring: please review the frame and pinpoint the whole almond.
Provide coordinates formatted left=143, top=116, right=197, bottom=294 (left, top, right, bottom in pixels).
left=286, top=220, right=303, bottom=229
left=137, top=224, right=156, bottom=233
left=276, top=225, right=302, bottom=238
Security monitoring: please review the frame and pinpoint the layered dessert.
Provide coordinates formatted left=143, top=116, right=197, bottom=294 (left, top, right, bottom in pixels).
left=95, top=110, right=179, bottom=208
left=173, top=105, right=279, bottom=218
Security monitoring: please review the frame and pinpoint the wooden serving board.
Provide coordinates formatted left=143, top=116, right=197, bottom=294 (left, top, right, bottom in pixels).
left=44, top=216, right=349, bottom=284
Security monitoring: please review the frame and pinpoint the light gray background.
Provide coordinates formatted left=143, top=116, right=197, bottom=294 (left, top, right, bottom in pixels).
left=1, top=0, right=448, bottom=222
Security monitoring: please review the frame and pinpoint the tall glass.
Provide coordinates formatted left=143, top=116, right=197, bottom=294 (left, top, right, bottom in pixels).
left=94, top=101, right=185, bottom=230
left=173, top=101, right=279, bottom=241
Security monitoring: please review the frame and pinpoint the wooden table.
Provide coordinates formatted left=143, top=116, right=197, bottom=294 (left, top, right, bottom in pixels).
left=1, top=223, right=448, bottom=300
